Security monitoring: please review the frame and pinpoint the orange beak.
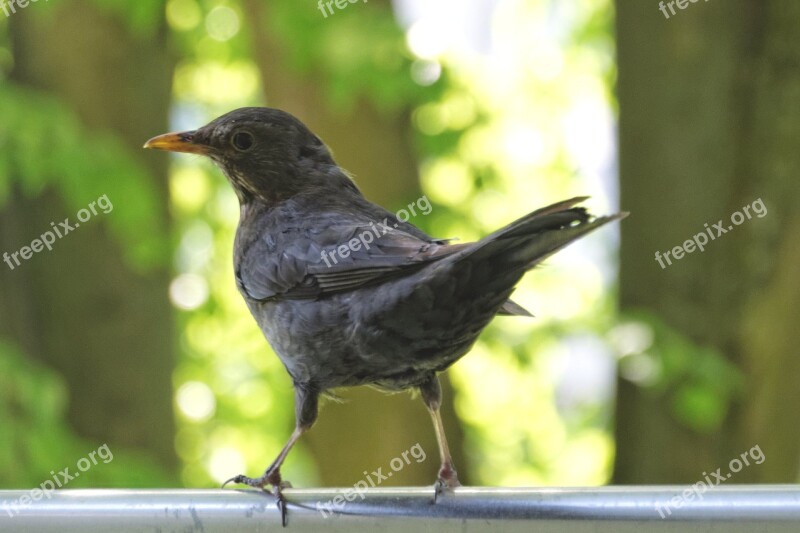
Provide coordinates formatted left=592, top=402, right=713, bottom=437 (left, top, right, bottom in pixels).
left=143, top=131, right=210, bottom=155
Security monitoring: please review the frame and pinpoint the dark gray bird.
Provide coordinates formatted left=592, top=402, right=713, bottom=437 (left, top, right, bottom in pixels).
left=145, top=107, right=625, bottom=503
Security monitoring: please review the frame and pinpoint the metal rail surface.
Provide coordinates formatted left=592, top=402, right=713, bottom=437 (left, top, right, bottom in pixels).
left=1, top=486, right=799, bottom=532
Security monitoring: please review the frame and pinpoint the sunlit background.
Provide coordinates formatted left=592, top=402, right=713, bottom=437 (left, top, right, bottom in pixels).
left=165, top=0, right=617, bottom=488
left=0, top=0, right=618, bottom=487
left=2, top=0, right=792, bottom=493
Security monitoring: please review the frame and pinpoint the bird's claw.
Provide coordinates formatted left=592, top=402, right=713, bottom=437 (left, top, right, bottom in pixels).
left=432, top=468, right=461, bottom=504
left=222, top=469, right=291, bottom=526
left=222, top=474, right=268, bottom=490
left=222, top=466, right=286, bottom=489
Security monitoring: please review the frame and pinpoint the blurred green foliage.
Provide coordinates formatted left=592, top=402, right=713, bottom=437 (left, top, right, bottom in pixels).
left=87, top=0, right=164, bottom=36
left=269, top=0, right=429, bottom=112
left=0, top=84, right=167, bottom=269
left=614, top=311, right=744, bottom=433
left=1, top=0, right=731, bottom=491
left=0, top=341, right=169, bottom=487
left=0, top=6, right=169, bottom=488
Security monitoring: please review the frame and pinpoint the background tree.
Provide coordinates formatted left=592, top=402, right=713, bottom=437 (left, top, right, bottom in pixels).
left=614, top=0, right=800, bottom=483
left=0, top=2, right=176, bottom=484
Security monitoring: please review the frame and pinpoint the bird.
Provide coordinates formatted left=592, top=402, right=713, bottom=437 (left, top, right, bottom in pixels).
left=144, top=107, right=626, bottom=515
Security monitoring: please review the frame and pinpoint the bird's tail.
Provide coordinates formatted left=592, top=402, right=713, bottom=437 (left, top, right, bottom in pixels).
left=392, top=197, right=626, bottom=352
left=433, top=197, right=626, bottom=321
left=462, top=196, right=627, bottom=271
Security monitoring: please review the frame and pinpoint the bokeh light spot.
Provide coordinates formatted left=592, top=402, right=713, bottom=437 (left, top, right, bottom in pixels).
left=166, top=0, right=202, bottom=31
left=170, top=273, right=209, bottom=310
left=176, top=380, right=216, bottom=422
left=205, top=6, right=240, bottom=42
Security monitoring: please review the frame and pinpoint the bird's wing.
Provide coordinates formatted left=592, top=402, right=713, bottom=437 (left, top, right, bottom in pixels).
left=236, top=221, right=464, bottom=301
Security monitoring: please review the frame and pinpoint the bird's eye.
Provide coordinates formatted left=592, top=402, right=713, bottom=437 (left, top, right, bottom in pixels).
left=232, top=131, right=254, bottom=151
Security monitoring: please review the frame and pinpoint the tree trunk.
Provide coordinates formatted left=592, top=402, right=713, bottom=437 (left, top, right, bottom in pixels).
left=614, top=0, right=800, bottom=483
left=1, top=2, right=177, bottom=476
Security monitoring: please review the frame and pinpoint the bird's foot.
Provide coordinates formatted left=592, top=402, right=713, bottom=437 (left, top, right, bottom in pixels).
left=222, top=468, right=292, bottom=526
left=222, top=467, right=288, bottom=489
left=432, top=464, right=461, bottom=503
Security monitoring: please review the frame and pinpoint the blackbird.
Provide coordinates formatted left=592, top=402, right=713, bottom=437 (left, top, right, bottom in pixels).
left=145, top=107, right=626, bottom=505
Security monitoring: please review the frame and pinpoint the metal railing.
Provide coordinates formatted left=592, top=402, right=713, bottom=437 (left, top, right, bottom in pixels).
left=1, top=486, right=799, bottom=532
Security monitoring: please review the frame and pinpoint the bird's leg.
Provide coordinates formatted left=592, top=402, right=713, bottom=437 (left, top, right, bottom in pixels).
left=419, top=375, right=461, bottom=502
left=223, top=385, right=318, bottom=526
left=224, top=427, right=304, bottom=489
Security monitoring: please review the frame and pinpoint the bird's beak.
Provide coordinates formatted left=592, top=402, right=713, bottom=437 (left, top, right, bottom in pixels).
left=143, top=130, right=210, bottom=155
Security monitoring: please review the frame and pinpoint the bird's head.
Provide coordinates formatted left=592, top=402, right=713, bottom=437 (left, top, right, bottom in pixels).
left=144, top=107, right=341, bottom=204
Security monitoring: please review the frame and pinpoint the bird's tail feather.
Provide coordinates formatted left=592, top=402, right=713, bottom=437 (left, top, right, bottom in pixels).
left=422, top=198, right=625, bottom=324
left=457, top=197, right=627, bottom=271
